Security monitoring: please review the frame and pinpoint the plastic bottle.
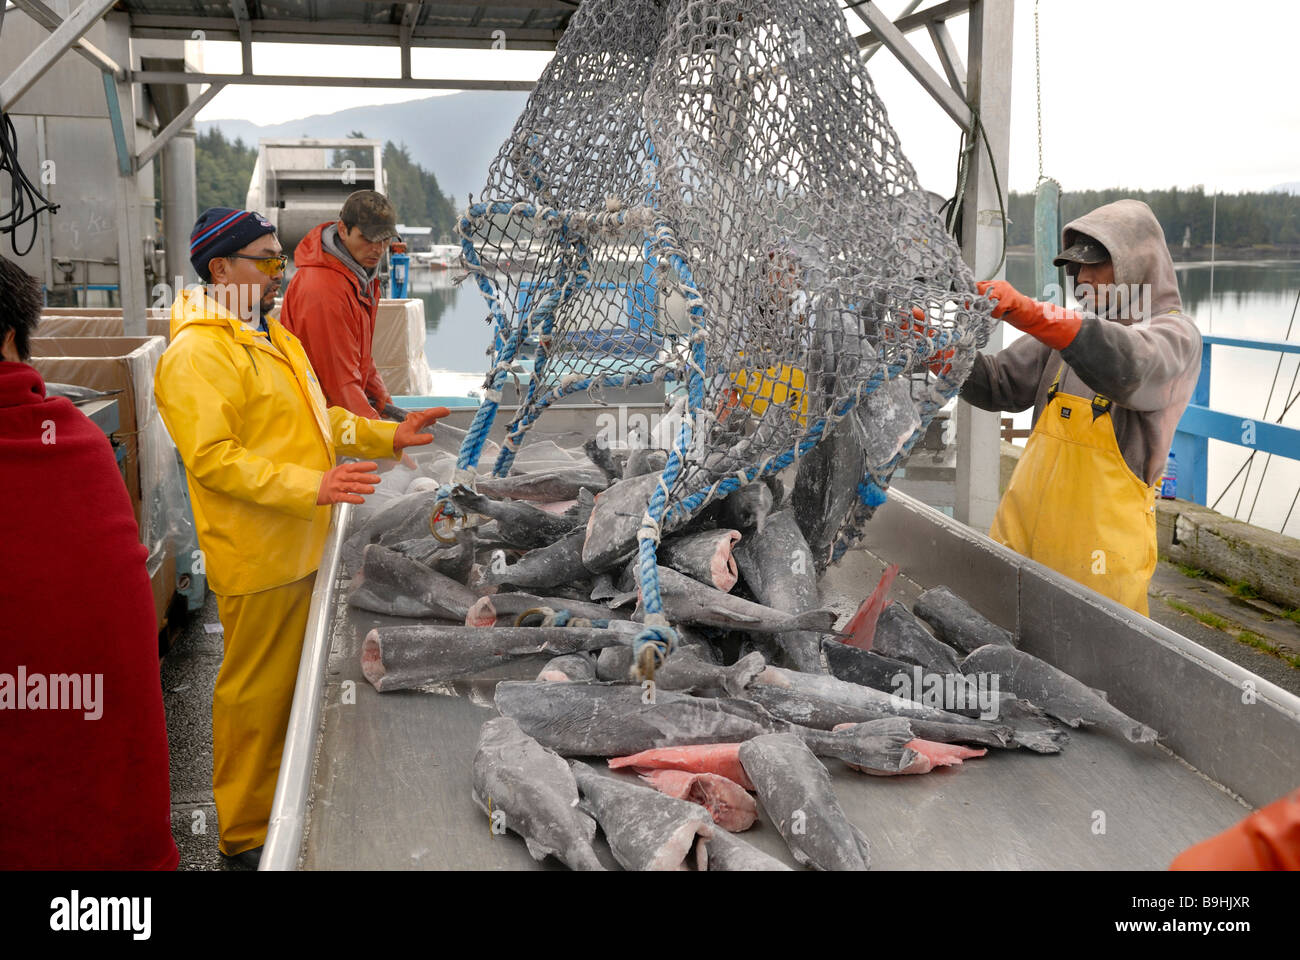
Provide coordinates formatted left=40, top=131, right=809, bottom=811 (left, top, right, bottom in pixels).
left=1160, top=451, right=1177, bottom=500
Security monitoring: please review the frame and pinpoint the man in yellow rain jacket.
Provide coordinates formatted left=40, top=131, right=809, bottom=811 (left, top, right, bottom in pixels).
left=962, top=199, right=1202, bottom=615
left=155, top=207, right=447, bottom=868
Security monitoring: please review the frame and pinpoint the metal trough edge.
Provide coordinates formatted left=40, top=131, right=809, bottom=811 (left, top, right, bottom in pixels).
left=261, top=502, right=352, bottom=871
left=866, top=489, right=1300, bottom=808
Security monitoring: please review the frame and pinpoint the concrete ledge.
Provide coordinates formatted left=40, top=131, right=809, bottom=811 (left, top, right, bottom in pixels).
left=999, top=439, right=1022, bottom=494
left=1158, top=499, right=1300, bottom=611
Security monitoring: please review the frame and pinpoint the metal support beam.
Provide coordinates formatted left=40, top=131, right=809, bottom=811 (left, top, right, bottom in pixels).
left=856, top=0, right=972, bottom=51
left=162, top=129, right=198, bottom=287
left=137, top=82, right=225, bottom=171
left=230, top=0, right=252, bottom=74
left=128, top=15, right=563, bottom=50
left=105, top=65, right=148, bottom=335
left=399, top=2, right=421, bottom=80
left=0, top=0, right=117, bottom=108
left=102, top=70, right=132, bottom=176
left=926, top=18, right=966, bottom=99
left=130, top=69, right=535, bottom=91
left=861, top=0, right=922, bottom=62
left=850, top=1, right=972, bottom=129
left=11, top=0, right=124, bottom=76
left=955, top=0, right=1013, bottom=530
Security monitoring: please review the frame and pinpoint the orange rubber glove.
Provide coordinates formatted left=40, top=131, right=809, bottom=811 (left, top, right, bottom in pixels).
left=1170, top=787, right=1300, bottom=870
left=976, top=279, right=1082, bottom=350
left=894, top=307, right=956, bottom=377
left=317, top=461, right=382, bottom=505
left=393, top=406, right=452, bottom=455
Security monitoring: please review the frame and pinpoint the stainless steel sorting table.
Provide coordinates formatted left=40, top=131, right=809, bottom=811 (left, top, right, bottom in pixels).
left=263, top=485, right=1300, bottom=870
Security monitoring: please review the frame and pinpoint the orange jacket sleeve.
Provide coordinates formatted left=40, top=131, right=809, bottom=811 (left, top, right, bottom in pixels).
left=362, top=332, right=392, bottom=410
left=282, top=279, right=381, bottom=419
left=1170, top=787, right=1300, bottom=870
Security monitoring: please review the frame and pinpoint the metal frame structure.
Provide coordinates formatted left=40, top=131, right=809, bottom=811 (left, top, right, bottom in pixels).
left=850, top=0, right=1010, bottom=528
left=1, top=0, right=1009, bottom=520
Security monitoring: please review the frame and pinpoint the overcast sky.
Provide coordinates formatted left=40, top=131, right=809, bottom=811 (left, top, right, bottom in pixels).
left=197, top=0, right=1300, bottom=196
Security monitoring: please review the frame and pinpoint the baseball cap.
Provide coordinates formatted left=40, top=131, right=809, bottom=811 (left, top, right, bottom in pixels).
left=1053, top=232, right=1109, bottom=267
left=340, top=190, right=399, bottom=243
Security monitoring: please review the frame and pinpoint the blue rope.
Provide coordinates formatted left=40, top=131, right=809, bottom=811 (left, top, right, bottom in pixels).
left=631, top=216, right=708, bottom=672
left=451, top=186, right=976, bottom=671
left=449, top=200, right=661, bottom=496
left=548, top=610, right=611, bottom=629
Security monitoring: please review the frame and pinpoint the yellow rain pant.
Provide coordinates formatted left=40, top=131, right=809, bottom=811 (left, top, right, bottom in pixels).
left=212, top=573, right=316, bottom=855
left=989, top=364, right=1157, bottom=616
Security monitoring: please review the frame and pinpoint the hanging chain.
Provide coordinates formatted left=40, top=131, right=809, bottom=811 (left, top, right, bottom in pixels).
left=1034, top=0, right=1045, bottom=183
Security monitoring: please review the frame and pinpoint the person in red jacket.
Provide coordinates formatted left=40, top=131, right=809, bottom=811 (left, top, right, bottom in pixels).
left=0, top=254, right=179, bottom=870
left=279, top=190, right=399, bottom=419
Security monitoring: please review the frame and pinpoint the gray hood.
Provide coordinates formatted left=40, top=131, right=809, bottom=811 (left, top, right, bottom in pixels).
left=1063, top=198, right=1182, bottom=322
left=961, top=199, right=1202, bottom=486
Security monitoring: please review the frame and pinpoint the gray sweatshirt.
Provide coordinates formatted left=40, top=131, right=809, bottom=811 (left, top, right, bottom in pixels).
left=959, top=198, right=1203, bottom=486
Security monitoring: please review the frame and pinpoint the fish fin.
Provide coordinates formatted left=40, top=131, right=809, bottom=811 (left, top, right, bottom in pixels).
left=790, top=609, right=839, bottom=632
left=843, top=564, right=899, bottom=649
left=576, top=807, right=598, bottom=843
left=470, top=787, right=486, bottom=813
left=607, top=589, right=639, bottom=609
left=723, top=652, right=768, bottom=696
left=709, top=604, right=762, bottom=625
left=1011, top=728, right=1069, bottom=753
left=523, top=838, right=552, bottom=862
left=1125, top=722, right=1159, bottom=744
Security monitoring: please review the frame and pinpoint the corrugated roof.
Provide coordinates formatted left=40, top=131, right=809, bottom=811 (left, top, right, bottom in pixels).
left=123, top=1, right=577, bottom=49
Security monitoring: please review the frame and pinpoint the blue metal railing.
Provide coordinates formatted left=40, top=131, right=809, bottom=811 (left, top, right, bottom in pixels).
left=1171, top=334, right=1300, bottom=505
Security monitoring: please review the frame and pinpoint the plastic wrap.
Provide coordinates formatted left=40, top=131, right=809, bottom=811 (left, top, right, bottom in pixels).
left=374, top=299, right=434, bottom=396
left=28, top=336, right=195, bottom=561
left=37, top=307, right=173, bottom=341
left=35, top=315, right=126, bottom=337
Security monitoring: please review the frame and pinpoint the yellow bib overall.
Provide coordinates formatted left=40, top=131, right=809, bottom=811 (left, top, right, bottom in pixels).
left=989, top=363, right=1157, bottom=616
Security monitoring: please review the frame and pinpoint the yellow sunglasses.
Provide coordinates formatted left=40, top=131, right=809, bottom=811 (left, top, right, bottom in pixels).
left=228, top=253, right=287, bottom=276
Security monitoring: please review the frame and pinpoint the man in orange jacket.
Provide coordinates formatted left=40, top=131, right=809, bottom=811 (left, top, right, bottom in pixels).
left=280, top=190, right=399, bottom=419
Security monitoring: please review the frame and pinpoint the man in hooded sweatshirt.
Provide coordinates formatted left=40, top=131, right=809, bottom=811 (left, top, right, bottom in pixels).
left=961, top=199, right=1202, bottom=616
left=279, top=190, right=400, bottom=420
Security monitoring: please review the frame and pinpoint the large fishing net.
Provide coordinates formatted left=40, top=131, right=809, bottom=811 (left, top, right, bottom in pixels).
left=447, top=0, right=996, bottom=665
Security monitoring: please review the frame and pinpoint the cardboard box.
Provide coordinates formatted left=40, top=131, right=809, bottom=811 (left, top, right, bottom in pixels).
left=147, top=542, right=176, bottom=636
left=36, top=314, right=126, bottom=338
left=38, top=308, right=172, bottom=341
left=29, top=336, right=167, bottom=540
left=375, top=299, right=433, bottom=396
left=41, top=307, right=126, bottom=316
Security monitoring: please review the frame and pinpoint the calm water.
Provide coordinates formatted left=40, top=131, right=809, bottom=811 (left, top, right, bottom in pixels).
left=409, top=256, right=1300, bottom=535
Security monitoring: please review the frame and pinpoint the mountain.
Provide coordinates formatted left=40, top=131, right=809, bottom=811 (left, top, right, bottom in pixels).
left=198, top=91, right=531, bottom=205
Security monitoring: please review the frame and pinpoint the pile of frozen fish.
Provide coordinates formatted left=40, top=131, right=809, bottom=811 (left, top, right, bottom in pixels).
left=343, top=423, right=1159, bottom=871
